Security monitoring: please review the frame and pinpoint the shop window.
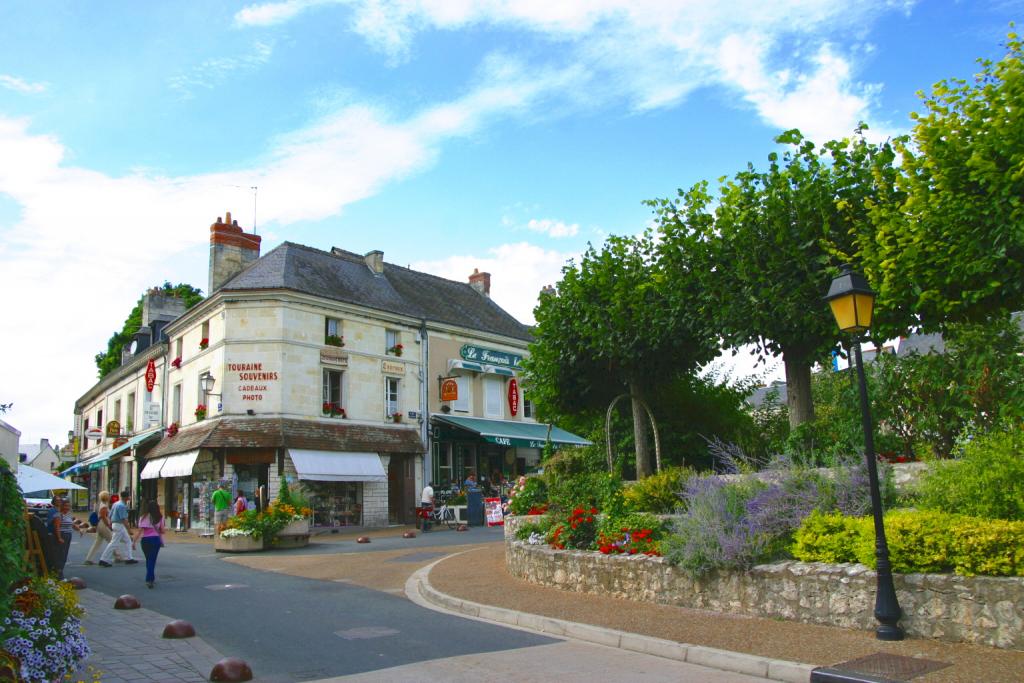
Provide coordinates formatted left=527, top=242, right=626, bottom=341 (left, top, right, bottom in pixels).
left=484, top=377, right=502, bottom=418
left=453, top=376, right=471, bottom=413
left=434, top=443, right=453, bottom=489
left=325, top=317, right=344, bottom=346
left=323, top=368, right=343, bottom=408
left=385, top=377, right=400, bottom=417
left=126, top=392, right=135, bottom=432
left=172, top=383, right=182, bottom=423
left=306, top=481, right=363, bottom=527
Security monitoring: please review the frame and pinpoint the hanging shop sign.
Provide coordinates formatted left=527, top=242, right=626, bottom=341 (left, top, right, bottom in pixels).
left=105, top=420, right=121, bottom=437
left=145, top=359, right=157, bottom=392
left=440, top=377, right=459, bottom=402
left=459, top=344, right=523, bottom=369
left=113, top=436, right=129, bottom=448
left=507, top=378, right=519, bottom=416
left=84, top=427, right=103, bottom=441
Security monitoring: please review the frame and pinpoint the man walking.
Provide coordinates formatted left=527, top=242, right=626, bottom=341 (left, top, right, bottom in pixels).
left=212, top=482, right=232, bottom=534
left=420, top=480, right=434, bottom=532
left=99, top=489, right=137, bottom=567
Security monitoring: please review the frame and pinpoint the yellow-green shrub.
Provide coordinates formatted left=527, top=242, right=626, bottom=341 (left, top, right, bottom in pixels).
left=791, top=510, right=870, bottom=563
left=622, top=466, right=695, bottom=513
left=791, top=509, right=1024, bottom=577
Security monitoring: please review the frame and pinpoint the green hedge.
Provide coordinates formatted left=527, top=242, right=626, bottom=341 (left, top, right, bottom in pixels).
left=791, top=509, right=1024, bottom=577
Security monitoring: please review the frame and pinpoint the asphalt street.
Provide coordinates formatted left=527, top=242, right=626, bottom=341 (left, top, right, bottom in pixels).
left=66, top=528, right=557, bottom=681
left=64, top=527, right=766, bottom=682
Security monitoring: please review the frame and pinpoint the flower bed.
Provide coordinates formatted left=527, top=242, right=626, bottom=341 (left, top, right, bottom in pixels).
left=504, top=520, right=1024, bottom=650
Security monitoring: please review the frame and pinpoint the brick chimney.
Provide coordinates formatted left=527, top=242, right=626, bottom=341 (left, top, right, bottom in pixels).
left=209, top=211, right=261, bottom=294
left=540, top=284, right=556, bottom=297
left=468, top=268, right=491, bottom=298
left=364, top=250, right=384, bottom=275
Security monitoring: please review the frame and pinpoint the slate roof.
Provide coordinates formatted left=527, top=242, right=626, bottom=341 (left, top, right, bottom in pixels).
left=145, top=417, right=424, bottom=459
left=220, top=242, right=532, bottom=341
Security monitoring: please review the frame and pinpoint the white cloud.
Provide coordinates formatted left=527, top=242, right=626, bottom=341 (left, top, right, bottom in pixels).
left=168, top=41, right=275, bottom=98
left=0, top=74, right=47, bottom=94
left=526, top=218, right=578, bottom=238
left=235, top=0, right=906, bottom=141
left=0, top=57, right=584, bottom=440
left=412, top=242, right=578, bottom=325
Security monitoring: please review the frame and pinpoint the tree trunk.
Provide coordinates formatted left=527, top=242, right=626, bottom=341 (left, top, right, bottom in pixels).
left=630, top=381, right=652, bottom=479
left=783, top=350, right=814, bottom=429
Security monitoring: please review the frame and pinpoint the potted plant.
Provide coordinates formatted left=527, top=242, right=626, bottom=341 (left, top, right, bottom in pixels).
left=166, top=422, right=179, bottom=437
left=389, top=343, right=404, bottom=357
left=391, top=412, right=403, bottom=423
left=325, top=334, right=345, bottom=347
left=322, top=402, right=345, bottom=418
left=199, top=337, right=209, bottom=350
left=195, top=404, right=207, bottom=421
left=170, top=357, right=182, bottom=369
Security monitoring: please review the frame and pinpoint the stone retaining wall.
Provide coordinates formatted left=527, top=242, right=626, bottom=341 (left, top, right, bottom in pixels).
left=504, top=520, right=1024, bottom=650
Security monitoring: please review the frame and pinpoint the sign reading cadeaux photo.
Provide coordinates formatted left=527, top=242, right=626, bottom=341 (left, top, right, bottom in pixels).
left=459, top=344, right=523, bottom=369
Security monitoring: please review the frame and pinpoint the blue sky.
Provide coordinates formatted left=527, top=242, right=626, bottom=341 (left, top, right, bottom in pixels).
left=1, top=0, right=1020, bottom=444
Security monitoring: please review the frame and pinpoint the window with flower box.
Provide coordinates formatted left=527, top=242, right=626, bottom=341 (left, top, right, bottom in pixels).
left=322, top=369, right=344, bottom=416
left=199, top=321, right=210, bottom=350
left=325, top=317, right=344, bottom=347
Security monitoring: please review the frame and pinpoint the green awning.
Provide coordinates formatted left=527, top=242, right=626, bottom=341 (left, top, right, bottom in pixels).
left=83, top=431, right=161, bottom=471
left=432, top=415, right=592, bottom=449
left=489, top=366, right=515, bottom=376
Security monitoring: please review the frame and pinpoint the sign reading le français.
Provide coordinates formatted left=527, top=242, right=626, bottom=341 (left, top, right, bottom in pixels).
left=459, top=344, right=523, bottom=369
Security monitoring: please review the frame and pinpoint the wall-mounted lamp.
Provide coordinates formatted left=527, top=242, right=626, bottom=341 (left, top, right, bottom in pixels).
left=200, top=373, right=222, bottom=399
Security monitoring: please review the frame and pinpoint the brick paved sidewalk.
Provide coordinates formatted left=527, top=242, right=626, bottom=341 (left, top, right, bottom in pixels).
left=70, top=588, right=223, bottom=683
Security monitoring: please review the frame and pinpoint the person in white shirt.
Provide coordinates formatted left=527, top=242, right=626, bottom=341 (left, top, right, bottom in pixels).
left=420, top=481, right=434, bottom=532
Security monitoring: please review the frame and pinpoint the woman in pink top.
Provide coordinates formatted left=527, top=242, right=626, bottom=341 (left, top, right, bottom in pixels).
left=132, top=500, right=166, bottom=588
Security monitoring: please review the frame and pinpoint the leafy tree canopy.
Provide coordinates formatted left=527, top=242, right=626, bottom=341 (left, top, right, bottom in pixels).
left=857, top=31, right=1024, bottom=332
left=94, top=282, right=203, bottom=379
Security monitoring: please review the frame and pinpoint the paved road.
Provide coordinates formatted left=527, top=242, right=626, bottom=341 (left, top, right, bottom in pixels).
left=64, top=529, right=762, bottom=682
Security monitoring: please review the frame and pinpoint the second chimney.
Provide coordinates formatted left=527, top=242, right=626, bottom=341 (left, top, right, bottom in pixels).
left=468, top=268, right=491, bottom=298
left=209, top=211, right=262, bottom=294
left=364, top=250, right=384, bottom=275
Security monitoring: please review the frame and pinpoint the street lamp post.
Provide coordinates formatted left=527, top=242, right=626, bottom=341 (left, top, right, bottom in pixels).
left=824, top=264, right=904, bottom=641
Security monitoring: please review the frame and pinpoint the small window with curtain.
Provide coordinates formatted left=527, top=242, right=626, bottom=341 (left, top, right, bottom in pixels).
left=325, top=317, right=344, bottom=346
left=453, top=375, right=471, bottom=413
left=385, top=377, right=400, bottom=417
left=484, top=377, right=502, bottom=418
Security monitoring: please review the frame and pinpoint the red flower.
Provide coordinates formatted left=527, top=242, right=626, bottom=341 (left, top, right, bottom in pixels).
left=170, top=357, right=182, bottom=369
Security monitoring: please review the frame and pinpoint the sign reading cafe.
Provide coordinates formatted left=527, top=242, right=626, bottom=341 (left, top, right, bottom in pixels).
left=459, top=344, right=523, bottom=369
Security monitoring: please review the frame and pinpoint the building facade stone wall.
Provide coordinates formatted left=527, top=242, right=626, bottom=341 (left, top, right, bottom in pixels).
left=504, top=522, right=1024, bottom=650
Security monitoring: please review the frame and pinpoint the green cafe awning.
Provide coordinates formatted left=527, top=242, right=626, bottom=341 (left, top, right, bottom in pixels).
left=82, top=431, right=161, bottom=471
left=432, top=415, right=592, bottom=449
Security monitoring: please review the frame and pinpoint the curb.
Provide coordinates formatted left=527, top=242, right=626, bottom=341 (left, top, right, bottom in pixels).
left=406, top=556, right=814, bottom=683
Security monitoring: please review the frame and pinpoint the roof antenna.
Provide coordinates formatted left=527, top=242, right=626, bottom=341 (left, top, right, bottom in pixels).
left=251, top=186, right=258, bottom=234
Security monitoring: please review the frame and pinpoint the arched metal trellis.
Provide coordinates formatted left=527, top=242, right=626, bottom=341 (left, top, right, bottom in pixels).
left=605, top=393, right=661, bottom=475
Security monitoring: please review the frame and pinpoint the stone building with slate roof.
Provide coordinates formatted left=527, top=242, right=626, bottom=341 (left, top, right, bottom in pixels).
left=70, top=212, right=588, bottom=532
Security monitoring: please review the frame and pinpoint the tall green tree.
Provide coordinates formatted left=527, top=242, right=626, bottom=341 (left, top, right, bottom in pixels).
left=94, top=282, right=203, bottom=378
left=858, top=32, right=1024, bottom=331
left=652, top=131, right=879, bottom=428
left=525, top=233, right=717, bottom=478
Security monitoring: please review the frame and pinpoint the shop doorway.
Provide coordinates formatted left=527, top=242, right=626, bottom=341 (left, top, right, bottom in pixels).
left=388, top=455, right=416, bottom=525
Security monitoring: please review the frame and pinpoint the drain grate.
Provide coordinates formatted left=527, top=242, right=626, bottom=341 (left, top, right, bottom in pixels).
left=819, top=652, right=951, bottom=682
left=335, top=626, right=400, bottom=640
left=386, top=551, right=446, bottom=563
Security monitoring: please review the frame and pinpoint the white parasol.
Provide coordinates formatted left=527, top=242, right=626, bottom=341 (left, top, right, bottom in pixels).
left=16, top=464, right=86, bottom=493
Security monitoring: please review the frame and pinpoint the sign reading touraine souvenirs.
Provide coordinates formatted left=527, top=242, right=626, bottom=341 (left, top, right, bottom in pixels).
left=228, top=362, right=279, bottom=402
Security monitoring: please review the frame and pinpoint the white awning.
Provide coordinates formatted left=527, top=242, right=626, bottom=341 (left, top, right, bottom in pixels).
left=140, top=459, right=164, bottom=480
left=288, top=450, right=387, bottom=482
left=140, top=450, right=199, bottom=480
